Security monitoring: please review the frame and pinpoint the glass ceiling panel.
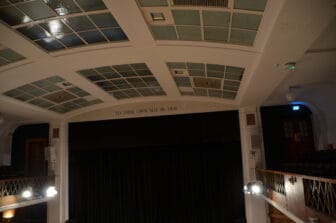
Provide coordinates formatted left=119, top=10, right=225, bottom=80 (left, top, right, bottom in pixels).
left=46, top=0, right=81, bottom=15
left=137, top=0, right=266, bottom=46
left=2, top=75, right=102, bottom=114
left=16, top=0, right=56, bottom=20
left=0, top=44, right=25, bottom=67
left=0, top=0, right=128, bottom=52
left=77, top=63, right=166, bottom=100
left=0, top=5, right=32, bottom=26
left=167, top=62, right=245, bottom=100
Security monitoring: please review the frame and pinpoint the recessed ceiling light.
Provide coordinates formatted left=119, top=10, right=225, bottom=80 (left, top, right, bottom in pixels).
left=151, top=12, right=165, bottom=21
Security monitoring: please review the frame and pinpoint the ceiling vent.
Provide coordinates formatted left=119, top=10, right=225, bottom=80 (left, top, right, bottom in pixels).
left=172, top=69, right=186, bottom=75
left=151, top=12, right=165, bottom=21
left=193, top=77, right=221, bottom=89
left=58, top=82, right=73, bottom=88
left=171, top=0, right=228, bottom=7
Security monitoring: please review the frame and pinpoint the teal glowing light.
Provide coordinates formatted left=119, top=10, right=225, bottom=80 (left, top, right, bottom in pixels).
left=286, top=62, right=296, bottom=71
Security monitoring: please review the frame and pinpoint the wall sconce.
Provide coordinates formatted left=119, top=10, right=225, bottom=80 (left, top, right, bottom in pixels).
left=244, top=181, right=263, bottom=195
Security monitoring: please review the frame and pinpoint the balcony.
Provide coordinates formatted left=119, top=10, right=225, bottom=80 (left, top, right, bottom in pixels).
left=257, top=169, right=336, bottom=223
left=0, top=176, right=55, bottom=214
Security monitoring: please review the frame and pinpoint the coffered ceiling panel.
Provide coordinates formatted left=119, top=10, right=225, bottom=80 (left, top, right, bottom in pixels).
left=137, top=0, right=266, bottom=46
left=168, top=62, right=244, bottom=99
left=2, top=75, right=102, bottom=113
left=77, top=63, right=166, bottom=100
left=0, top=44, right=25, bottom=66
left=0, top=0, right=128, bottom=52
left=0, top=0, right=333, bottom=123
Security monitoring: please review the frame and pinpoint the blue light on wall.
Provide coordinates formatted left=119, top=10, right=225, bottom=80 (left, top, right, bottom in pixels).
left=292, top=105, right=300, bottom=111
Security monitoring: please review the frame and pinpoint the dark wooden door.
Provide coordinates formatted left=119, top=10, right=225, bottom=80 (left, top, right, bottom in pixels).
left=25, top=138, right=48, bottom=176
left=282, top=116, right=315, bottom=162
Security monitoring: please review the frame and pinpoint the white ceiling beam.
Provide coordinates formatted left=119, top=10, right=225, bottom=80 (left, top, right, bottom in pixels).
left=0, top=23, right=49, bottom=60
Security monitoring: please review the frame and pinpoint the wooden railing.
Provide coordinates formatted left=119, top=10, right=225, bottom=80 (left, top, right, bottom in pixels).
left=303, top=178, right=336, bottom=219
left=257, top=169, right=286, bottom=195
left=257, top=169, right=336, bottom=223
left=0, top=176, right=54, bottom=199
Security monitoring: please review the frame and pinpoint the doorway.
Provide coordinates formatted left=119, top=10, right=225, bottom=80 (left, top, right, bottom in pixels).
left=25, top=138, right=48, bottom=176
left=282, top=116, right=315, bottom=162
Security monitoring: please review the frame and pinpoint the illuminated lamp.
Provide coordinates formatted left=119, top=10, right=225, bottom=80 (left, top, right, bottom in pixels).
left=46, top=186, right=58, bottom=198
left=2, top=209, right=15, bottom=219
left=292, top=105, right=300, bottom=111
left=21, top=187, right=33, bottom=199
left=243, top=181, right=263, bottom=195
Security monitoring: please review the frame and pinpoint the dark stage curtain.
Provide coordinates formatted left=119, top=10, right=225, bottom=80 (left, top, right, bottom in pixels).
left=69, top=144, right=245, bottom=223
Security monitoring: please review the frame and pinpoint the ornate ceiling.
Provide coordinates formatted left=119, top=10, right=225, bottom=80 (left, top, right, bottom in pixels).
left=0, top=0, right=335, bottom=122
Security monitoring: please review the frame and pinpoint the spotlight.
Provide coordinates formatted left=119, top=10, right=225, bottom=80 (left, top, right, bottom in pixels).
left=243, top=181, right=263, bottom=195
left=21, top=187, right=33, bottom=199
left=46, top=186, right=57, bottom=198
left=251, top=185, right=261, bottom=194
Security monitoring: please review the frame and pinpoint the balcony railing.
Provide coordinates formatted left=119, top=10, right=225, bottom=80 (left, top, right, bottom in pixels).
left=257, top=169, right=336, bottom=223
left=257, top=169, right=286, bottom=195
left=0, top=176, right=54, bottom=199
left=0, top=176, right=55, bottom=212
left=303, top=178, right=336, bottom=219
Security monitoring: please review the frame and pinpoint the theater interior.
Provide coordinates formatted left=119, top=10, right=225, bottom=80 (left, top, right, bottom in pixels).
left=0, top=0, right=335, bottom=222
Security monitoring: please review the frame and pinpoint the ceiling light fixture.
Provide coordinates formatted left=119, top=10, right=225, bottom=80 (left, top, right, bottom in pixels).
left=151, top=12, right=165, bottom=21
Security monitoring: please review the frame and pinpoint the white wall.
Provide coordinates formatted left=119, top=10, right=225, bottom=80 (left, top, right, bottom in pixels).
left=239, top=107, right=268, bottom=223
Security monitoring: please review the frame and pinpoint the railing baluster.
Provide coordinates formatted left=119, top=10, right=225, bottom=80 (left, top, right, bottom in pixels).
left=0, top=176, right=54, bottom=200
left=257, top=169, right=336, bottom=220
left=257, top=169, right=285, bottom=195
left=303, top=178, right=336, bottom=219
